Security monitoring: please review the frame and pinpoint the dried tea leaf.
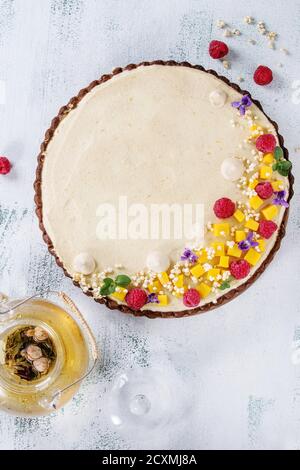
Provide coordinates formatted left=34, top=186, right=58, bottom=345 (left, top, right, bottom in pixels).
left=4, top=326, right=56, bottom=382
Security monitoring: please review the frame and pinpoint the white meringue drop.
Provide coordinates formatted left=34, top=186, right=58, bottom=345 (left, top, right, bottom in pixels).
left=221, top=158, right=244, bottom=181
left=146, top=251, right=170, bottom=273
left=73, top=252, right=96, bottom=275
left=209, top=89, right=228, bottom=108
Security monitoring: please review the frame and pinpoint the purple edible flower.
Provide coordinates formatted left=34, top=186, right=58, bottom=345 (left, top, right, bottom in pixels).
left=273, top=191, right=289, bottom=208
left=147, top=293, right=159, bottom=304
left=238, top=231, right=259, bottom=252
left=181, top=248, right=198, bottom=264
left=231, top=95, right=252, bottom=116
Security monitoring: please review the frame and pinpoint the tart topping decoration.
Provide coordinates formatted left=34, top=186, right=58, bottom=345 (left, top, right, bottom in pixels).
left=0, top=156, right=11, bottom=175
left=273, top=191, right=289, bottom=208
left=255, top=182, right=274, bottom=200
left=231, top=95, right=252, bottom=115
left=146, top=251, right=170, bottom=273
left=230, top=259, right=251, bottom=280
left=125, top=288, right=148, bottom=311
left=256, top=134, right=276, bottom=153
left=258, top=220, right=278, bottom=239
left=209, top=89, right=228, bottom=108
left=209, top=40, right=229, bottom=59
left=73, top=252, right=96, bottom=275
left=183, top=289, right=201, bottom=308
left=254, top=65, right=273, bottom=86
left=213, top=198, right=236, bottom=219
left=221, top=157, right=245, bottom=181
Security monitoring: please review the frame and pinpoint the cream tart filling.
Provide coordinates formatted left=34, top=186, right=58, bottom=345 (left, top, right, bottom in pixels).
left=41, top=64, right=290, bottom=313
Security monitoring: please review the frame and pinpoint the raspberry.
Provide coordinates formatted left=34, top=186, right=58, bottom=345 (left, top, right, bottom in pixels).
left=213, top=197, right=236, bottom=219
left=256, top=134, right=276, bottom=153
left=230, top=259, right=251, bottom=280
left=258, top=220, right=278, bottom=239
left=183, top=289, right=201, bottom=308
left=254, top=65, right=273, bottom=85
left=125, top=288, right=148, bottom=311
left=0, top=156, right=11, bottom=175
left=209, top=40, right=229, bottom=59
left=255, top=182, right=274, bottom=200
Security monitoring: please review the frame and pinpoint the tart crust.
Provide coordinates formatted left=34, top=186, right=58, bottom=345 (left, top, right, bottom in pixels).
left=34, top=60, right=294, bottom=318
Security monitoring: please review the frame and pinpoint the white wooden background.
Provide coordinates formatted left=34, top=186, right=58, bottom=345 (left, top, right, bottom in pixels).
left=0, top=0, right=299, bottom=450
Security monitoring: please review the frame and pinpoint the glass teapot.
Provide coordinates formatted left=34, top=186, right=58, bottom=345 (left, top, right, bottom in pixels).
left=0, top=291, right=98, bottom=416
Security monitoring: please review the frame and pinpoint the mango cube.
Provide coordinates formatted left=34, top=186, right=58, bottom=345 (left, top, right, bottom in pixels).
left=206, top=268, right=221, bottom=280
left=213, top=223, right=230, bottom=237
left=111, top=288, right=127, bottom=302
left=260, top=165, right=273, bottom=180
left=263, top=153, right=274, bottom=164
left=245, top=219, right=259, bottom=231
left=197, top=250, right=208, bottom=263
left=262, top=205, right=278, bottom=221
left=249, top=179, right=259, bottom=190
left=244, top=248, right=261, bottom=266
left=174, top=274, right=184, bottom=288
left=148, top=280, right=163, bottom=293
left=211, top=242, right=225, bottom=256
left=157, top=294, right=169, bottom=306
left=249, top=195, right=264, bottom=210
left=235, top=230, right=246, bottom=242
left=196, top=283, right=212, bottom=298
left=257, top=239, right=266, bottom=252
left=227, top=244, right=242, bottom=258
left=233, top=210, right=245, bottom=223
left=271, top=181, right=284, bottom=192
left=218, top=256, right=229, bottom=268
left=158, top=272, right=170, bottom=285
left=190, top=264, right=205, bottom=279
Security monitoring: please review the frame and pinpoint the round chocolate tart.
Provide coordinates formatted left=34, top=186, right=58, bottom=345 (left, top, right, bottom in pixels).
left=34, top=61, right=293, bottom=318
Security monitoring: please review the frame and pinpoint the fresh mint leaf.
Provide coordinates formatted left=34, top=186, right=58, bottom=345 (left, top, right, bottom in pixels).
left=115, top=275, right=131, bottom=287
left=276, top=160, right=292, bottom=177
left=274, top=146, right=283, bottom=161
left=100, top=278, right=116, bottom=296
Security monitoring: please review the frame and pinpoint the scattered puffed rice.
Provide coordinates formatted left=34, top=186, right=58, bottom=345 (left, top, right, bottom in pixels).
left=223, top=29, right=233, bottom=38
left=217, top=19, right=226, bottom=29
left=222, top=60, right=230, bottom=69
left=244, top=16, right=254, bottom=24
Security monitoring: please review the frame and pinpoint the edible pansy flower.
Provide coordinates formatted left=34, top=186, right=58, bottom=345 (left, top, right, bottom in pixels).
left=147, top=293, right=159, bottom=304
left=181, top=248, right=198, bottom=264
left=231, top=95, right=252, bottom=116
left=238, top=231, right=259, bottom=252
left=273, top=190, right=289, bottom=208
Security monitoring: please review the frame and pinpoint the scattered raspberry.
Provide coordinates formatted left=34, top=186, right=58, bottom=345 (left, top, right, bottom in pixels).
left=256, top=134, right=276, bottom=153
left=258, top=220, right=278, bottom=239
left=255, top=182, right=274, bottom=200
left=230, top=259, right=251, bottom=280
left=254, top=65, right=273, bottom=85
left=125, top=288, right=148, bottom=311
left=213, top=197, right=236, bottom=219
left=183, top=289, right=201, bottom=308
left=0, top=156, right=11, bottom=175
left=209, top=40, right=229, bottom=59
